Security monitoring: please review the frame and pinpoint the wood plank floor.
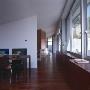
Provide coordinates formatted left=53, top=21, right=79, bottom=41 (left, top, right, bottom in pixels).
left=0, top=54, right=72, bottom=90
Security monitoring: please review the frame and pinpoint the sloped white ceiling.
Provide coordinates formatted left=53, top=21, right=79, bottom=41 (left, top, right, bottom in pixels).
left=0, top=0, right=66, bottom=36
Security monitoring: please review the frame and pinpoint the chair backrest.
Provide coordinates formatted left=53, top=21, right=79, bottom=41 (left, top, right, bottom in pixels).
left=0, top=56, right=9, bottom=69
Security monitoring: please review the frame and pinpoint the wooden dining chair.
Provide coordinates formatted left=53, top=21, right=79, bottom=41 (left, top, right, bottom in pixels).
left=0, top=56, right=11, bottom=79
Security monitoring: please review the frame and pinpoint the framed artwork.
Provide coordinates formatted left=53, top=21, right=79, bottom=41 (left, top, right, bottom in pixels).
left=0, top=49, right=9, bottom=55
left=12, top=48, right=27, bottom=55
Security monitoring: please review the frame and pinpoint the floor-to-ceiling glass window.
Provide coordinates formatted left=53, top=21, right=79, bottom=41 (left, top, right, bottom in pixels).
left=71, top=0, right=81, bottom=54
left=47, top=37, right=52, bottom=53
left=66, top=14, right=71, bottom=51
left=87, top=0, right=90, bottom=56
left=57, top=29, right=61, bottom=52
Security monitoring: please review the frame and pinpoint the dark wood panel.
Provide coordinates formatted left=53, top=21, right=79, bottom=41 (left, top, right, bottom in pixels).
left=37, top=29, right=46, bottom=58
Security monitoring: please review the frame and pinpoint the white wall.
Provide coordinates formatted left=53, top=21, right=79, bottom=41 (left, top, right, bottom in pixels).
left=0, top=16, right=37, bottom=68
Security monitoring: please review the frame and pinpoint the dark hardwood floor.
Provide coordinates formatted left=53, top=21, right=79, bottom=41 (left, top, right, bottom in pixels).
left=0, top=54, right=72, bottom=90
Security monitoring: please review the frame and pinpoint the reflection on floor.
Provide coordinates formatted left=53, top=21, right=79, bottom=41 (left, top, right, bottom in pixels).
left=0, top=54, right=72, bottom=90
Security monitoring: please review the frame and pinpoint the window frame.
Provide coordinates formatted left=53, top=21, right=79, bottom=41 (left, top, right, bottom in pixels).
left=70, top=0, right=82, bottom=54
left=86, top=1, right=90, bottom=57
left=62, top=0, right=90, bottom=59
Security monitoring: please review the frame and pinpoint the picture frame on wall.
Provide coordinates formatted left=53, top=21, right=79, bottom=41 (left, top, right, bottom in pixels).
left=0, top=49, right=9, bottom=57
left=12, top=48, right=27, bottom=55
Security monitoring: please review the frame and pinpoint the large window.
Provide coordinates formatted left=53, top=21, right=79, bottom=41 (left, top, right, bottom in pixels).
left=87, top=0, right=90, bottom=56
left=48, top=37, right=52, bottom=53
left=71, top=1, right=81, bottom=54
left=57, top=29, right=61, bottom=52
left=61, top=0, right=90, bottom=57
left=63, top=0, right=90, bottom=57
left=66, top=14, right=71, bottom=51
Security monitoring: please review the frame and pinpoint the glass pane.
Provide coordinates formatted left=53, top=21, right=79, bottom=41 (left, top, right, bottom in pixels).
left=48, top=41, right=52, bottom=45
left=48, top=37, right=52, bottom=52
left=66, top=14, right=70, bottom=51
left=48, top=37, right=52, bottom=42
left=67, top=40, right=70, bottom=51
left=58, top=34, right=61, bottom=51
left=87, top=0, right=90, bottom=56
left=72, top=4, right=81, bottom=54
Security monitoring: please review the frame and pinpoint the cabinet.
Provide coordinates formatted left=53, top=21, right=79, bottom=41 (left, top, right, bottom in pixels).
left=37, top=29, right=46, bottom=58
left=56, top=53, right=90, bottom=90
